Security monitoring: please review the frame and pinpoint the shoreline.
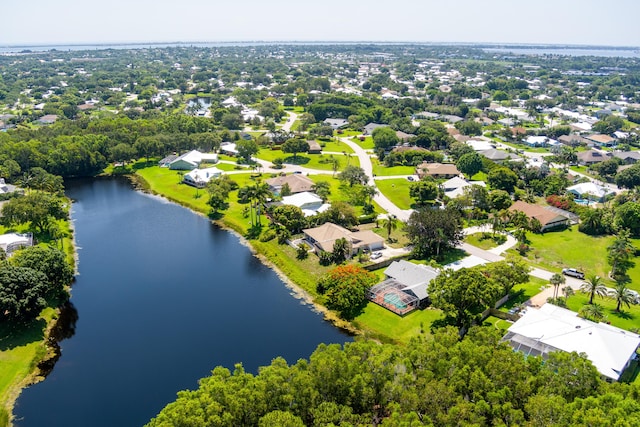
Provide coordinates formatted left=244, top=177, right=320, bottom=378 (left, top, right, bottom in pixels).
left=2, top=198, right=79, bottom=426
left=126, top=173, right=362, bottom=336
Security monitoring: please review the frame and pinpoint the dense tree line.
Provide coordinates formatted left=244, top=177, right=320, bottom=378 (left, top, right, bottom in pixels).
left=0, top=246, right=72, bottom=322
left=147, top=327, right=640, bottom=427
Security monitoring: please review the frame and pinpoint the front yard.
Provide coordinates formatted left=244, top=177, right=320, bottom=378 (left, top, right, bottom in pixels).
left=509, top=227, right=640, bottom=292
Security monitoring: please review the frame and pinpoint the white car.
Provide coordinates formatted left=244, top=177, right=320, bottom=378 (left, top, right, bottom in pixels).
left=370, top=251, right=383, bottom=259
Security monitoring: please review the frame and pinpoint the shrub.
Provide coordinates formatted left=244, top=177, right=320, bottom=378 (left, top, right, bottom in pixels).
left=259, top=229, right=277, bottom=242
left=296, top=244, right=309, bottom=260
left=318, top=250, right=333, bottom=266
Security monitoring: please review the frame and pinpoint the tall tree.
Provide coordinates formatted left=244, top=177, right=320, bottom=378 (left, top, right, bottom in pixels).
left=371, top=126, right=398, bottom=151
left=316, top=265, right=377, bottom=319
left=1, top=192, right=67, bottom=233
left=607, top=229, right=635, bottom=281
left=429, top=267, right=503, bottom=332
left=456, top=152, right=483, bottom=177
left=282, top=138, right=309, bottom=161
left=338, top=166, right=368, bottom=187
left=608, top=282, right=635, bottom=312
left=382, top=214, right=399, bottom=241
left=580, top=274, right=607, bottom=305
left=549, top=273, right=566, bottom=300
left=405, top=208, right=463, bottom=259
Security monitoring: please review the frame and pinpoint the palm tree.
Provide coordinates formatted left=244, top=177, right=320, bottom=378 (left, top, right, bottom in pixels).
left=579, top=303, right=605, bottom=322
left=562, top=286, right=574, bottom=300
left=251, top=181, right=271, bottom=227
left=330, top=156, right=340, bottom=177
left=489, top=214, right=503, bottom=237
left=608, top=282, right=635, bottom=312
left=312, top=181, right=331, bottom=202
left=579, top=274, right=607, bottom=304
left=383, top=214, right=399, bottom=241
left=549, top=273, right=565, bottom=300
left=362, top=184, right=378, bottom=206
left=607, top=229, right=635, bottom=280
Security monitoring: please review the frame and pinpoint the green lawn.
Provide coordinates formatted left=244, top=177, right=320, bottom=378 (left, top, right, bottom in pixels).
left=482, top=316, right=512, bottom=332
left=500, top=277, right=550, bottom=311
left=565, top=293, right=640, bottom=332
left=319, top=139, right=354, bottom=154
left=509, top=227, right=640, bottom=293
left=215, top=162, right=249, bottom=171
left=350, top=136, right=375, bottom=150
left=352, top=304, right=443, bottom=344
left=255, top=149, right=359, bottom=171
left=464, top=232, right=505, bottom=251
left=375, top=178, right=413, bottom=210
left=372, top=159, right=415, bottom=177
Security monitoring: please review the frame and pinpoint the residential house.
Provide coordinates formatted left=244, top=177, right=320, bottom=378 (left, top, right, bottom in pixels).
left=415, top=162, right=460, bottom=179
left=266, top=174, right=315, bottom=195
left=219, top=142, right=238, bottom=156
left=168, top=150, right=218, bottom=170
left=303, top=222, right=384, bottom=255
left=576, top=150, right=611, bottom=166
left=367, top=260, right=440, bottom=315
left=307, top=140, right=322, bottom=154
left=182, top=167, right=223, bottom=188
left=567, top=182, right=615, bottom=202
left=37, top=114, right=58, bottom=125
left=363, top=123, right=388, bottom=135
left=0, top=232, right=33, bottom=255
left=158, top=154, right=178, bottom=167
left=612, top=151, right=640, bottom=164
left=586, top=134, right=616, bottom=147
left=466, top=139, right=494, bottom=151
left=442, top=114, right=463, bottom=124
left=508, top=201, right=572, bottom=231
left=442, top=176, right=486, bottom=199
left=0, top=178, right=17, bottom=194
left=524, top=136, right=558, bottom=147
left=558, top=134, right=588, bottom=147
left=281, top=192, right=330, bottom=216
left=503, top=303, right=640, bottom=381
left=395, top=131, right=416, bottom=142
left=323, top=118, right=349, bottom=130
left=391, top=146, right=429, bottom=154
left=479, top=148, right=521, bottom=163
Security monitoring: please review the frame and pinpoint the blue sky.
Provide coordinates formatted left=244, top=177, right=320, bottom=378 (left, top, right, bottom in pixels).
left=2, top=0, right=639, bottom=46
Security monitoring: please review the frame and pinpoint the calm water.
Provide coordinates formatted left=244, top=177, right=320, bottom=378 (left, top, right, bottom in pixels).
left=14, top=177, right=351, bottom=427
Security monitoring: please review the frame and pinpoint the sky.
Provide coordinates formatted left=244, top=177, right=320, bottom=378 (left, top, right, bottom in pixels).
left=2, top=0, right=639, bottom=47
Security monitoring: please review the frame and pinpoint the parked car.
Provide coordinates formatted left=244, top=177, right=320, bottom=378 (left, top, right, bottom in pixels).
left=407, top=176, right=414, bottom=181
left=371, top=251, right=383, bottom=260
left=562, top=268, right=585, bottom=279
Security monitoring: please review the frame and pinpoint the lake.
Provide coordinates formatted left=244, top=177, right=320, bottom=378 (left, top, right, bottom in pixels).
left=14, top=177, right=351, bottom=427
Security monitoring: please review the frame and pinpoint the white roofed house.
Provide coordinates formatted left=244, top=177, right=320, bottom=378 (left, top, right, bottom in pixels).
left=442, top=177, right=487, bottom=199
left=182, top=167, right=223, bottom=188
left=281, top=192, right=330, bottom=217
left=0, top=232, right=33, bottom=255
left=503, top=304, right=640, bottom=381
left=168, top=150, right=218, bottom=170
left=567, top=182, right=615, bottom=202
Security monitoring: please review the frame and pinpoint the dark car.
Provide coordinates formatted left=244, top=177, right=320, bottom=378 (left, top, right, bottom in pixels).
left=562, top=268, right=585, bottom=279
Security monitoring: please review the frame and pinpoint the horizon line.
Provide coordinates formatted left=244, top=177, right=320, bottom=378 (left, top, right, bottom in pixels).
left=1, top=40, right=639, bottom=50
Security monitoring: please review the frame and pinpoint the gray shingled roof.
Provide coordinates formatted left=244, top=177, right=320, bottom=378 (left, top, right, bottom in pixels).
left=383, top=260, right=440, bottom=301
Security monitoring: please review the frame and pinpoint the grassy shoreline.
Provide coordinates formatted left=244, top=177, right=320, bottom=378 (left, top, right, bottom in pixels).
left=0, top=216, right=76, bottom=427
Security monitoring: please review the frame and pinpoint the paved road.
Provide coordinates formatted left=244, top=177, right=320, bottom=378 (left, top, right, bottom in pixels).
left=337, top=136, right=413, bottom=221
left=282, top=111, right=298, bottom=132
